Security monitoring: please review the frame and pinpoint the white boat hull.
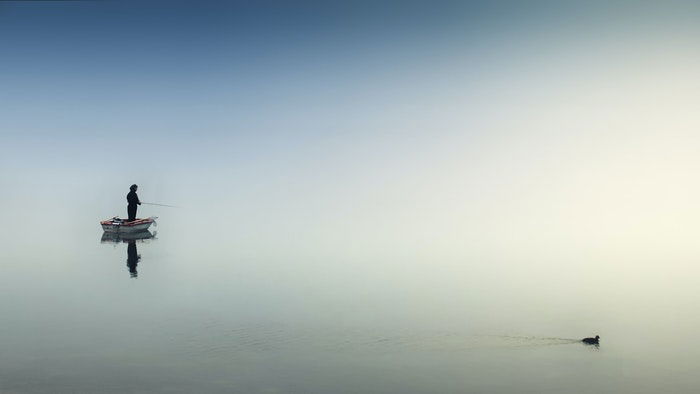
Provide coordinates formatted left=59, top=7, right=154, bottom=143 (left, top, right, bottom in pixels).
left=100, top=217, right=157, bottom=233
left=101, top=223, right=152, bottom=233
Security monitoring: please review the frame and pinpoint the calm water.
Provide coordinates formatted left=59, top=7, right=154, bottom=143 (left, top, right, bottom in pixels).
left=1, top=207, right=699, bottom=394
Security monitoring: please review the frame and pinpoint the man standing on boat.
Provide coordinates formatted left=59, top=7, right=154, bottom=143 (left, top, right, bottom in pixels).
left=127, top=184, right=141, bottom=222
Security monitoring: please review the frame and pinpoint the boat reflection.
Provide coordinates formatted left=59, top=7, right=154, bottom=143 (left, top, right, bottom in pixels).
left=100, top=230, right=156, bottom=244
left=100, top=230, right=156, bottom=278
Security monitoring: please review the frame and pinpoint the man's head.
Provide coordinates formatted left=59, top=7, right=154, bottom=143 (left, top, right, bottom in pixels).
left=130, top=184, right=138, bottom=191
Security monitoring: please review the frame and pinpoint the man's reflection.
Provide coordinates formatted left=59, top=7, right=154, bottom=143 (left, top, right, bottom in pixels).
left=100, top=230, right=154, bottom=277
left=126, top=240, right=141, bottom=278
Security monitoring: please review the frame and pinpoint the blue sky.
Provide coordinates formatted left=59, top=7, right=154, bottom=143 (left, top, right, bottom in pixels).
left=2, top=1, right=700, bottom=260
left=3, top=1, right=699, bottom=162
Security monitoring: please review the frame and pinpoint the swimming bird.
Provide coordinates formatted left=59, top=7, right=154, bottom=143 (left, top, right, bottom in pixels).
left=582, top=335, right=600, bottom=344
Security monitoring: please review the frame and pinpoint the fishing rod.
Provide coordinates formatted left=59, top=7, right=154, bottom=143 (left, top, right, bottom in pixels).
left=141, top=202, right=181, bottom=208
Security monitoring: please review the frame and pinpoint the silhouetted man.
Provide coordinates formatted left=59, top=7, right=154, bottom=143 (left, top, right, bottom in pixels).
left=127, top=184, right=141, bottom=221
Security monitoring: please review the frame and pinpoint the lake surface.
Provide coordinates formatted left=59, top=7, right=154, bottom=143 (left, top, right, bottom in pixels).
left=1, top=206, right=699, bottom=394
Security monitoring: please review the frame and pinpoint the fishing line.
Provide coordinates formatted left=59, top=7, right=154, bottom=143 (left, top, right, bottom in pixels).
left=141, top=202, right=181, bottom=208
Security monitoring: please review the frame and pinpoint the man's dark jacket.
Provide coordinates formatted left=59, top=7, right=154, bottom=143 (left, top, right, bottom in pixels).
left=127, top=190, right=140, bottom=221
left=127, top=191, right=140, bottom=206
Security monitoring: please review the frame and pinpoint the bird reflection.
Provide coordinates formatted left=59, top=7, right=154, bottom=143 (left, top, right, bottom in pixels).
left=100, top=230, right=156, bottom=278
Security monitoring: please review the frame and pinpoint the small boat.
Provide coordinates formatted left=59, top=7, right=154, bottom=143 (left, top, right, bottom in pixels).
left=100, top=217, right=157, bottom=233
